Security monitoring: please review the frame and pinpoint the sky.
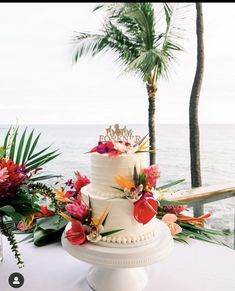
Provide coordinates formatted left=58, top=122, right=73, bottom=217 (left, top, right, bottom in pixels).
left=0, top=3, right=235, bottom=125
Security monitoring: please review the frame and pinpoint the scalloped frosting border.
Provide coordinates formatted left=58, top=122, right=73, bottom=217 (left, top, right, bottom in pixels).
left=101, top=229, right=158, bottom=245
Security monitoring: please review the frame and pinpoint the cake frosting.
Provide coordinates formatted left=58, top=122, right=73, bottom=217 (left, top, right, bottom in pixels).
left=90, top=152, right=147, bottom=196
left=81, top=151, right=160, bottom=247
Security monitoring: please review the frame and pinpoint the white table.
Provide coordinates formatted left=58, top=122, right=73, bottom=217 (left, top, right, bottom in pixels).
left=0, top=234, right=235, bottom=291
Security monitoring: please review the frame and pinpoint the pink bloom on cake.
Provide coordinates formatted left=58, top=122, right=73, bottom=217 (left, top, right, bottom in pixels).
left=143, top=165, right=160, bottom=188
left=0, top=167, right=9, bottom=183
left=65, top=203, right=89, bottom=221
left=162, top=213, right=182, bottom=235
left=163, top=205, right=187, bottom=214
left=65, top=221, right=86, bottom=245
left=74, top=171, right=90, bottom=193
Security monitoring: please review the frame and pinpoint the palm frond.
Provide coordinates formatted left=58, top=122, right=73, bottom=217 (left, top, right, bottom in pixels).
left=3, top=126, right=60, bottom=175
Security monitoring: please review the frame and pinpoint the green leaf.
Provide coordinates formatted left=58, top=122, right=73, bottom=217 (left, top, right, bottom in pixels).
left=36, top=216, right=67, bottom=231
left=28, top=175, right=62, bottom=182
left=102, top=213, right=109, bottom=226
left=22, top=129, right=34, bottom=164
left=0, top=146, right=6, bottom=160
left=101, top=229, right=124, bottom=237
left=26, top=153, right=60, bottom=172
left=9, top=127, right=19, bottom=161
left=26, top=150, right=59, bottom=168
left=0, top=205, right=15, bottom=216
left=159, top=199, right=185, bottom=206
left=3, top=126, right=12, bottom=152
left=28, top=133, right=41, bottom=159
left=33, top=227, right=65, bottom=247
left=156, top=179, right=185, bottom=191
left=28, top=144, right=51, bottom=161
left=15, top=127, right=27, bottom=165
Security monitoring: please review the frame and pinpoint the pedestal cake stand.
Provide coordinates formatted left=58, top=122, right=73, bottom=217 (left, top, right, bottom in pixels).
left=62, top=221, right=174, bottom=291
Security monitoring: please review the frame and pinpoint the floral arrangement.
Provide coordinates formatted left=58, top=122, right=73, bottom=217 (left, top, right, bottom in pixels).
left=89, top=135, right=150, bottom=158
left=19, top=171, right=123, bottom=246
left=114, top=164, right=229, bottom=243
left=0, top=126, right=60, bottom=267
left=114, top=164, right=160, bottom=224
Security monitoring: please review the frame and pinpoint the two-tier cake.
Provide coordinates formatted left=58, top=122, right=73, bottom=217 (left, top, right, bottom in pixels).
left=80, top=124, right=162, bottom=247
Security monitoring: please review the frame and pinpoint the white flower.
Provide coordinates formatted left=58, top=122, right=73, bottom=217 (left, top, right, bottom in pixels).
left=86, top=224, right=104, bottom=243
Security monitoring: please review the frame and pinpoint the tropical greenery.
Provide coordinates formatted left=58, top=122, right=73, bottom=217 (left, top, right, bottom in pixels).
left=72, top=3, right=191, bottom=164
left=0, top=126, right=60, bottom=267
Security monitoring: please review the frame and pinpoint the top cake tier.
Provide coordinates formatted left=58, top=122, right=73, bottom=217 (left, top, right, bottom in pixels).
left=90, top=152, right=147, bottom=198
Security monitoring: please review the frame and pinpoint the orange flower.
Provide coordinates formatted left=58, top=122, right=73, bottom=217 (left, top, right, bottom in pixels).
left=55, top=188, right=72, bottom=203
left=114, top=175, right=135, bottom=190
left=162, top=213, right=182, bottom=235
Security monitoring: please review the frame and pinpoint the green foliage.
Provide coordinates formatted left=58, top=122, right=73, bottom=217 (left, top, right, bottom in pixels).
left=3, top=126, right=60, bottom=174
left=73, top=3, right=191, bottom=83
left=0, top=216, right=24, bottom=268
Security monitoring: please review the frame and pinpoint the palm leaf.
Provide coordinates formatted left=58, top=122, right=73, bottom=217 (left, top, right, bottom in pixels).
left=22, top=129, right=34, bottom=164
left=9, top=127, right=19, bottom=161
left=15, top=127, right=27, bottom=165
left=28, top=133, right=41, bottom=159
left=3, top=126, right=12, bottom=156
left=26, top=153, right=60, bottom=173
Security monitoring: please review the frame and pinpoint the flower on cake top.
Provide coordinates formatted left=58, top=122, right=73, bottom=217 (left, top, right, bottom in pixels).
left=88, top=134, right=151, bottom=158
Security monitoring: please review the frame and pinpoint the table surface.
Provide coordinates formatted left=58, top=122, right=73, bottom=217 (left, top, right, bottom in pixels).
left=0, top=234, right=235, bottom=291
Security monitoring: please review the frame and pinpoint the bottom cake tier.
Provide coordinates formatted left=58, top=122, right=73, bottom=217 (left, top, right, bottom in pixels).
left=82, top=185, right=161, bottom=248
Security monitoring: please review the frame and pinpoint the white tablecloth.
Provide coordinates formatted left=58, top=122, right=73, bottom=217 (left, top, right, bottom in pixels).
left=0, top=234, right=235, bottom=291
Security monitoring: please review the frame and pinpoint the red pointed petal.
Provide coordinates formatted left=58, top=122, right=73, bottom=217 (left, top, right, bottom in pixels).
left=134, top=197, right=158, bottom=224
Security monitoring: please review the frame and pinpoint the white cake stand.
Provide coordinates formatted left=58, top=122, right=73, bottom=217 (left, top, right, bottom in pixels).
left=61, top=221, right=174, bottom=291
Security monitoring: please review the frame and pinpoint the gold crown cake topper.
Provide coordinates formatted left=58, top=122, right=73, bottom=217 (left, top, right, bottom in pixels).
left=99, top=124, right=141, bottom=143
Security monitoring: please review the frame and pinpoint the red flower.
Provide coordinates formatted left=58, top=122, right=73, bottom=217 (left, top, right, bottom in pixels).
left=74, top=171, right=90, bottom=193
left=0, top=159, right=28, bottom=202
left=65, top=221, right=86, bottom=245
left=65, top=202, right=89, bottom=221
left=40, top=205, right=54, bottom=217
left=143, top=165, right=160, bottom=188
left=134, top=196, right=158, bottom=224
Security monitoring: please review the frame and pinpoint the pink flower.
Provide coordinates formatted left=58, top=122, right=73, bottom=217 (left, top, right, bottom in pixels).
left=163, top=205, right=187, bottom=214
left=0, top=167, right=9, bottom=183
left=65, top=221, right=86, bottom=245
left=143, top=165, right=160, bottom=188
left=65, top=202, right=89, bottom=221
left=162, top=213, right=182, bottom=235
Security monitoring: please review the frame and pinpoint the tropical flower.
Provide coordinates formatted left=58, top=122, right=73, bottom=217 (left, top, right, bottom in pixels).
left=163, top=205, right=187, bottom=214
left=17, top=215, right=35, bottom=231
left=65, top=221, right=86, bottom=245
left=86, top=225, right=104, bottom=243
left=0, top=159, right=28, bottom=202
left=74, top=171, right=90, bottom=193
left=124, top=185, right=143, bottom=202
left=134, top=196, right=158, bottom=224
left=143, top=165, right=160, bottom=188
left=0, top=167, right=9, bottom=183
left=162, top=213, right=182, bottom=235
left=40, top=205, right=55, bottom=217
left=65, top=202, right=89, bottom=221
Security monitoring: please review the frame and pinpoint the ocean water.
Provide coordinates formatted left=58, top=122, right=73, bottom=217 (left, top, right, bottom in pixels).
left=0, top=124, right=235, bottom=243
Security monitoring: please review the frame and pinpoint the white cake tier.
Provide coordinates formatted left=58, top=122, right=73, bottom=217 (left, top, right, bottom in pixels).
left=82, top=185, right=160, bottom=247
left=90, top=152, right=147, bottom=198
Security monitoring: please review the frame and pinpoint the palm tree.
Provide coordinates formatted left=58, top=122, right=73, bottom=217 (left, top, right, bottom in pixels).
left=73, top=3, right=188, bottom=165
left=189, top=3, right=204, bottom=216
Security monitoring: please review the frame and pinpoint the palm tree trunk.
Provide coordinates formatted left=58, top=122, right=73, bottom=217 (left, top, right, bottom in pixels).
left=189, top=3, right=204, bottom=217
left=148, top=95, right=156, bottom=165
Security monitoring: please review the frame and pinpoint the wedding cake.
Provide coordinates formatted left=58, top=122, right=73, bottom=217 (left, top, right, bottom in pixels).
left=81, top=125, right=162, bottom=247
